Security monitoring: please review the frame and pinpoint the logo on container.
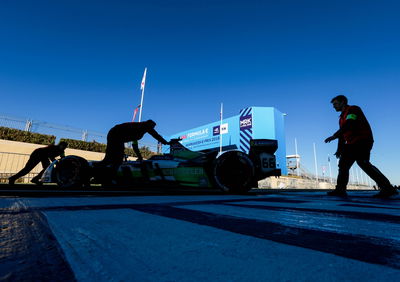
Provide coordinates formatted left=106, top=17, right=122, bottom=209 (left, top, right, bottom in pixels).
left=213, top=126, right=220, bottom=136
left=213, top=123, right=228, bottom=136
left=240, top=115, right=252, bottom=129
left=220, top=123, right=228, bottom=134
left=183, top=128, right=209, bottom=140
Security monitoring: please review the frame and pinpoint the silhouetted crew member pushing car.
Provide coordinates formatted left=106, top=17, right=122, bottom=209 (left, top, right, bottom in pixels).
left=8, top=141, right=68, bottom=185
left=324, top=95, right=397, bottom=198
left=102, top=120, right=169, bottom=165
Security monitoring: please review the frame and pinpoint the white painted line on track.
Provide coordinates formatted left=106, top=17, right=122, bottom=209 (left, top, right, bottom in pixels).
left=44, top=209, right=400, bottom=282
left=179, top=204, right=400, bottom=241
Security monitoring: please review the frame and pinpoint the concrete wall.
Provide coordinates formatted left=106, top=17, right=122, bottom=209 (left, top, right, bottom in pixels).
left=0, top=139, right=106, bottom=183
left=0, top=139, right=106, bottom=160
left=258, top=175, right=375, bottom=190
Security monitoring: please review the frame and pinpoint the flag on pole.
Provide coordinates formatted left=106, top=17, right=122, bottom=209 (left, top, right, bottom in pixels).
left=132, top=105, right=141, bottom=122
left=140, top=68, right=147, bottom=91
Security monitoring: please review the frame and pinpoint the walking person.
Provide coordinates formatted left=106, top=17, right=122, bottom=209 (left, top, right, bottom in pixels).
left=8, top=141, right=68, bottom=185
left=102, top=120, right=169, bottom=166
left=324, top=95, right=397, bottom=198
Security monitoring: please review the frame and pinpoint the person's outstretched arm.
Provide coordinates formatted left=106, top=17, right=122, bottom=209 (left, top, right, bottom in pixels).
left=148, top=128, right=169, bottom=145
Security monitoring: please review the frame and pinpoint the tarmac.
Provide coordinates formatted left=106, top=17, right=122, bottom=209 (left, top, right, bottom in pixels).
left=1, top=185, right=400, bottom=281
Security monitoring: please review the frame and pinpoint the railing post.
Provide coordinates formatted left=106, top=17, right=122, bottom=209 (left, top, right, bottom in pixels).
left=24, top=119, right=32, bottom=132
left=82, top=130, right=88, bottom=141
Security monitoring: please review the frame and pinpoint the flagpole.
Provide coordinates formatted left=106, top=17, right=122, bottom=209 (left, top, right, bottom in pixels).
left=359, top=169, right=364, bottom=185
left=355, top=167, right=360, bottom=185
left=328, top=154, right=333, bottom=184
left=359, top=168, right=364, bottom=185
left=219, top=103, right=223, bottom=154
left=138, top=67, right=147, bottom=122
left=313, top=142, right=319, bottom=186
left=294, top=138, right=300, bottom=177
left=350, top=167, right=355, bottom=184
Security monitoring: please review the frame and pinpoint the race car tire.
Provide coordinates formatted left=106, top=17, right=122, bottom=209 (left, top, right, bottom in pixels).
left=212, top=151, right=255, bottom=193
left=55, top=156, right=90, bottom=189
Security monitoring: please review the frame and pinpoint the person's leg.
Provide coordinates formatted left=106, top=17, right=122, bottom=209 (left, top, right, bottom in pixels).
left=357, top=160, right=392, bottom=188
left=31, top=158, right=50, bottom=183
left=102, top=135, right=124, bottom=165
left=9, top=153, right=40, bottom=184
left=101, top=138, right=124, bottom=184
left=108, top=143, right=125, bottom=183
left=328, top=145, right=355, bottom=196
left=355, top=142, right=397, bottom=197
left=104, top=143, right=124, bottom=164
left=336, top=147, right=356, bottom=190
left=102, top=142, right=115, bottom=164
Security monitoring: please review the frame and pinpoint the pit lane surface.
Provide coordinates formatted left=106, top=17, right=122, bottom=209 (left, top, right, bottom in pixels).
left=1, top=188, right=400, bottom=281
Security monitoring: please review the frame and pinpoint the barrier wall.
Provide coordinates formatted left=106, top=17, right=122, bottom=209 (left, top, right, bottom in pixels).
left=258, top=176, right=374, bottom=190
left=0, top=139, right=106, bottom=183
left=170, top=107, right=287, bottom=175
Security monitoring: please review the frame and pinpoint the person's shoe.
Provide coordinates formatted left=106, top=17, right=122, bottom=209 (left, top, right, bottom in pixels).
left=8, top=176, right=16, bottom=185
left=373, top=188, right=398, bottom=199
left=327, top=189, right=348, bottom=197
left=30, top=177, right=43, bottom=186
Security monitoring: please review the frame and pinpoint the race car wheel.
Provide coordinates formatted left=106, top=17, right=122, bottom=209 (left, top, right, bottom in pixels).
left=212, top=151, right=255, bottom=193
left=55, top=156, right=90, bottom=189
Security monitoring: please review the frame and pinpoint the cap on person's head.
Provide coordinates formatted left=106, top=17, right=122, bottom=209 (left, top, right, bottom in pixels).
left=146, top=119, right=156, bottom=128
left=331, top=95, right=348, bottom=104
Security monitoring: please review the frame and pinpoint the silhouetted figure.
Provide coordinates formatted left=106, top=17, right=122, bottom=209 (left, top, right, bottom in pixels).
left=8, top=141, right=68, bottom=185
left=325, top=95, right=397, bottom=198
left=102, top=120, right=169, bottom=166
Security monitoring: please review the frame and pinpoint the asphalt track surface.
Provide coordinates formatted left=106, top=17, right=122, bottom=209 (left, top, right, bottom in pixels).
left=1, top=184, right=400, bottom=281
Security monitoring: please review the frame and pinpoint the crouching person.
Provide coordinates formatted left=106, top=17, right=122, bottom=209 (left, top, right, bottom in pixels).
left=8, top=141, right=68, bottom=185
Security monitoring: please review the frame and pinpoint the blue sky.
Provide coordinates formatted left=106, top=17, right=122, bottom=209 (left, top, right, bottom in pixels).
left=1, top=0, right=400, bottom=184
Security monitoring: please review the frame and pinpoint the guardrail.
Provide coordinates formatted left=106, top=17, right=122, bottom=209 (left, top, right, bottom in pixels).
left=0, top=152, right=41, bottom=183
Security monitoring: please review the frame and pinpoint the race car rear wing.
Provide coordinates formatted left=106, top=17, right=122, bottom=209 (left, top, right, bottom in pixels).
left=248, top=139, right=281, bottom=179
left=249, top=139, right=278, bottom=154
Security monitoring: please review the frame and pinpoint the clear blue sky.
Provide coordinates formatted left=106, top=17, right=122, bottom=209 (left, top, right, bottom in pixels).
left=1, top=0, right=400, bottom=184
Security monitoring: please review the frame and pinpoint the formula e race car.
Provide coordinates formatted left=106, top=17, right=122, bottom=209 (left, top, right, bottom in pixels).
left=41, top=139, right=281, bottom=193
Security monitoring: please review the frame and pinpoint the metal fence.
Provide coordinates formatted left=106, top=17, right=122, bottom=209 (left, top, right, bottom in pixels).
left=0, top=114, right=159, bottom=151
left=0, top=114, right=107, bottom=143
left=0, top=114, right=165, bottom=184
left=0, top=152, right=41, bottom=183
left=0, top=114, right=107, bottom=184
